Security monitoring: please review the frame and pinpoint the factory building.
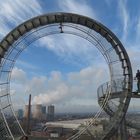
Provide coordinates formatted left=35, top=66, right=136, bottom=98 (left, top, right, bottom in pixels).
left=47, top=105, right=55, bottom=121
left=24, top=105, right=29, bottom=119
left=32, top=104, right=47, bottom=120
left=23, top=104, right=54, bottom=121
left=17, top=109, right=23, bottom=119
left=32, top=104, right=43, bottom=120
left=42, top=106, right=46, bottom=114
left=42, top=106, right=47, bottom=120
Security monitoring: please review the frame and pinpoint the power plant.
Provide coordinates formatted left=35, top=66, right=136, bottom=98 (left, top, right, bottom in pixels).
left=42, top=106, right=47, bottom=120
left=32, top=104, right=43, bottom=120
left=23, top=104, right=54, bottom=121
left=47, top=105, right=55, bottom=121
left=15, top=109, right=23, bottom=119
left=24, top=105, right=29, bottom=119
left=32, top=104, right=47, bottom=120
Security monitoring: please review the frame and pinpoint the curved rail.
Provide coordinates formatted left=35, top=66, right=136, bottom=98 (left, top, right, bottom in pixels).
left=98, top=79, right=140, bottom=131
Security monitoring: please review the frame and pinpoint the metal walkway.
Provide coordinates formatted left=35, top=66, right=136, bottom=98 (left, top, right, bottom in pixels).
left=98, top=79, right=140, bottom=131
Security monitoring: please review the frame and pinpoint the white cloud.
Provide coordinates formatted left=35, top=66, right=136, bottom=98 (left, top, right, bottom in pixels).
left=26, top=76, right=48, bottom=94
left=68, top=66, right=107, bottom=86
left=38, top=34, right=103, bottom=68
left=136, top=17, right=140, bottom=40
left=127, top=47, right=140, bottom=74
left=32, top=83, right=69, bottom=105
left=0, top=0, right=43, bottom=37
left=10, top=66, right=109, bottom=112
left=58, top=0, right=97, bottom=19
left=16, top=60, right=39, bottom=71
left=118, top=0, right=129, bottom=41
left=11, top=67, right=27, bottom=83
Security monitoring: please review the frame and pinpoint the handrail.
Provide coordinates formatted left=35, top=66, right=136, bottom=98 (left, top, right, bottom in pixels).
left=98, top=79, right=140, bottom=131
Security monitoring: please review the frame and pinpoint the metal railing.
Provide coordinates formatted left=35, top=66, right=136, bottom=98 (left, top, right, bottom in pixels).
left=98, top=79, right=140, bottom=133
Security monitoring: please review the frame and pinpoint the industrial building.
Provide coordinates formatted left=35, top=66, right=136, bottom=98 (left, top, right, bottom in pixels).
left=23, top=104, right=47, bottom=121
left=32, top=104, right=47, bottom=120
left=17, top=109, right=23, bottom=119
left=24, top=105, right=29, bottom=119
left=42, top=106, right=47, bottom=120
left=47, top=105, right=55, bottom=121
left=23, top=104, right=55, bottom=122
left=32, top=104, right=43, bottom=120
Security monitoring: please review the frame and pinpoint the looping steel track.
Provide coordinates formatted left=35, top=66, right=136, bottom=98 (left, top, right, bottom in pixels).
left=0, top=13, right=133, bottom=140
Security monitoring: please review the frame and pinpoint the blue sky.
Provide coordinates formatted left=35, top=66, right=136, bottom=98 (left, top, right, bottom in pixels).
left=0, top=0, right=140, bottom=113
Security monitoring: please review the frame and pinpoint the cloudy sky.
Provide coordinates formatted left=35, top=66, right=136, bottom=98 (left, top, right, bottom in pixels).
left=0, top=0, right=140, bottom=113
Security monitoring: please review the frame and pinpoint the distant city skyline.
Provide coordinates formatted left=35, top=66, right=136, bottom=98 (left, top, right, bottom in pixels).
left=0, top=0, right=140, bottom=113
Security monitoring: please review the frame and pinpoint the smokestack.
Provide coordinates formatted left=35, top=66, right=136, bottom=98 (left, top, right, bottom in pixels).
left=26, top=94, right=31, bottom=135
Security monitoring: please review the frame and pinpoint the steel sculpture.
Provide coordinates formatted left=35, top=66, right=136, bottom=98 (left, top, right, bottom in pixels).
left=0, top=13, right=133, bottom=140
